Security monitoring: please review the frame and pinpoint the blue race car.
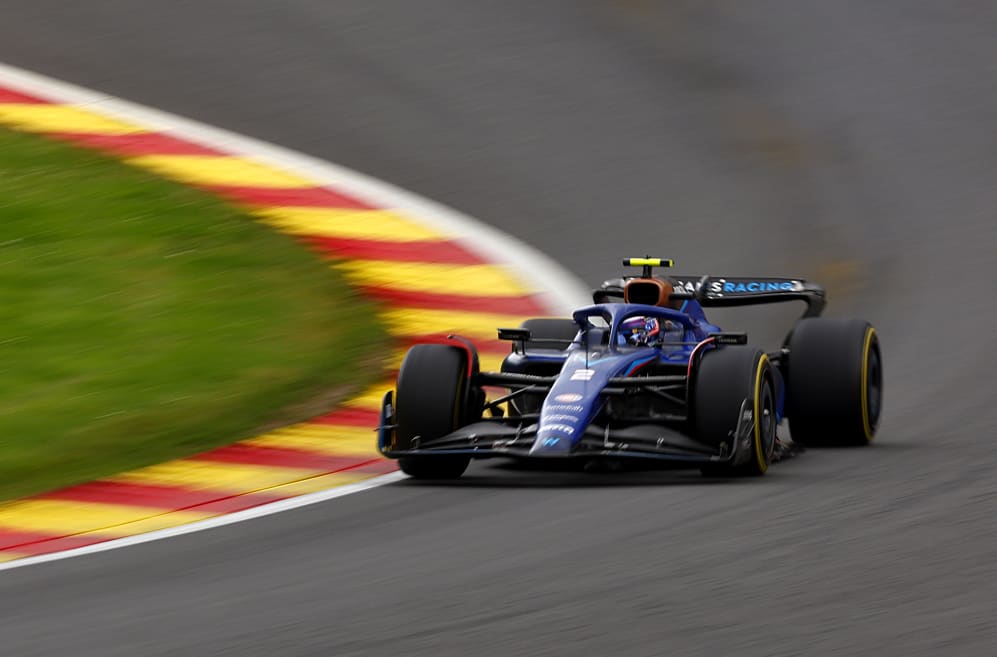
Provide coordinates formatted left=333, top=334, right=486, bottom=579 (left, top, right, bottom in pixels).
left=378, top=258, right=882, bottom=479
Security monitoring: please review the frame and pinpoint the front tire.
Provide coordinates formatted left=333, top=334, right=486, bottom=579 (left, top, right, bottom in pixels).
left=694, top=347, right=776, bottom=477
left=394, top=344, right=474, bottom=479
left=785, top=318, right=882, bottom=446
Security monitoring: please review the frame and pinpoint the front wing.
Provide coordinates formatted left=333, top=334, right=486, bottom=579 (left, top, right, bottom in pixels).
left=377, top=391, right=758, bottom=467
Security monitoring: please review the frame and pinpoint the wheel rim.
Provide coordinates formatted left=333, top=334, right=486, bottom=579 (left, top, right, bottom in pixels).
left=759, top=381, right=776, bottom=461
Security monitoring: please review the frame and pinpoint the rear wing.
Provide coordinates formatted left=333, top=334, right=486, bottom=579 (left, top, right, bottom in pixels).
left=594, top=275, right=826, bottom=318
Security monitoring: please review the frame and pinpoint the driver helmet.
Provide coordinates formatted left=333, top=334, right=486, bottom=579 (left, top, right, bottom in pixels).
left=619, top=316, right=661, bottom=346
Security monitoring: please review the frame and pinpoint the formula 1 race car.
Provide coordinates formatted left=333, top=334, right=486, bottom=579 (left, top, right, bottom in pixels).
left=377, top=258, right=882, bottom=479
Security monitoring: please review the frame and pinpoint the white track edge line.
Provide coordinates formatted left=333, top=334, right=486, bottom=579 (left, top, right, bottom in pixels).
left=0, top=62, right=589, bottom=571
left=0, top=473, right=409, bottom=572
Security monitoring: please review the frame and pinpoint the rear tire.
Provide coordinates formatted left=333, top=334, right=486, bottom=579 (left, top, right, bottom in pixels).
left=785, top=318, right=882, bottom=446
left=694, top=347, right=776, bottom=477
left=394, top=344, right=474, bottom=479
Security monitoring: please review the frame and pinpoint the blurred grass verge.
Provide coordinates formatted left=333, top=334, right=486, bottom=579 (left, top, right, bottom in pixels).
left=0, top=126, right=389, bottom=501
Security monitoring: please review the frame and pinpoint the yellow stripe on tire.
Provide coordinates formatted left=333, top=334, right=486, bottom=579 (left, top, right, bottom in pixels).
left=753, top=354, right=770, bottom=474
left=860, top=327, right=877, bottom=443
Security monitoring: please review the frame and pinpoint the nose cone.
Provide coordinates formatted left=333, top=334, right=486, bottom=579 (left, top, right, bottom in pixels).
left=529, top=351, right=614, bottom=455
left=530, top=392, right=589, bottom=456
left=529, top=427, right=576, bottom=455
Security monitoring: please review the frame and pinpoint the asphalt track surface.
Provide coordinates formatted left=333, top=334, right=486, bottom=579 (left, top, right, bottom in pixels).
left=2, top=2, right=997, bottom=655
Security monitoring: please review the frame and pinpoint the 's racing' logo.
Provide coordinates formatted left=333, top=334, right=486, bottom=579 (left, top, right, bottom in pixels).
left=709, top=279, right=803, bottom=294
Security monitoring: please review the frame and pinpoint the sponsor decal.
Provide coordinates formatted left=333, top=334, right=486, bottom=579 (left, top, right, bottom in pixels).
left=570, top=369, right=595, bottom=381
left=541, top=437, right=561, bottom=447
left=547, top=404, right=584, bottom=413
left=544, top=414, right=580, bottom=423
left=554, top=394, right=583, bottom=403
left=544, top=424, right=576, bottom=435
left=672, top=280, right=699, bottom=295
left=709, top=279, right=803, bottom=295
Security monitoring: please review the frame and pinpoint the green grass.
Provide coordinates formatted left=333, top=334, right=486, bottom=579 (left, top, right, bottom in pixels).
left=0, top=126, right=389, bottom=500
